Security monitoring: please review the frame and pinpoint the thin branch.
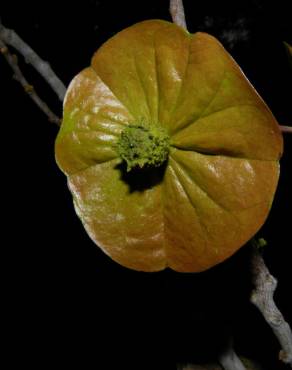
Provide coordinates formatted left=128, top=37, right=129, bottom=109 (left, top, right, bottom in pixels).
left=169, top=0, right=187, bottom=30
left=0, top=39, right=61, bottom=126
left=280, top=125, right=292, bottom=134
left=0, top=19, right=66, bottom=101
left=218, top=337, right=247, bottom=370
left=250, top=241, right=292, bottom=367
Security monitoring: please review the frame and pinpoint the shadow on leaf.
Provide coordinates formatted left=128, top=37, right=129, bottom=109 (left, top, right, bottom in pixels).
left=115, top=161, right=168, bottom=193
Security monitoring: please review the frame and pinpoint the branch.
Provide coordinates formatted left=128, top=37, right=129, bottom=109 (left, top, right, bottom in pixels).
left=250, top=240, right=292, bottom=367
left=0, top=19, right=66, bottom=101
left=0, top=39, right=61, bottom=126
left=218, top=337, right=247, bottom=370
left=169, top=0, right=187, bottom=30
left=280, top=125, right=292, bottom=134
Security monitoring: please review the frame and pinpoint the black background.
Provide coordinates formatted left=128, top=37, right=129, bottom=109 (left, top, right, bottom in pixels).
left=1, top=1, right=291, bottom=369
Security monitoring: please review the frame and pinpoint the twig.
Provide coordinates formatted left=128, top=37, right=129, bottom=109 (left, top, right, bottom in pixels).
left=250, top=241, right=292, bottom=367
left=169, top=0, right=187, bottom=30
left=280, top=125, right=292, bottom=134
left=0, top=39, right=61, bottom=126
left=218, top=337, right=247, bottom=370
left=0, top=19, right=66, bottom=101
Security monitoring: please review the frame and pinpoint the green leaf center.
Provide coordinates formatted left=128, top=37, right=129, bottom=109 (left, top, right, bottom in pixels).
left=117, top=124, right=170, bottom=171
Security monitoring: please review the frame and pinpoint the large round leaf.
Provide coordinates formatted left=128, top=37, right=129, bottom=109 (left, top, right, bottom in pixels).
left=55, top=20, right=283, bottom=272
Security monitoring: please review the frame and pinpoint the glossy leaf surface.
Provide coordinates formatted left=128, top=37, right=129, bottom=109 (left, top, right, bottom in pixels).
left=55, top=20, right=283, bottom=272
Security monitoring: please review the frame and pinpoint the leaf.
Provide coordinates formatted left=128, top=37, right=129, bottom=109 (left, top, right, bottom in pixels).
left=55, top=20, right=283, bottom=272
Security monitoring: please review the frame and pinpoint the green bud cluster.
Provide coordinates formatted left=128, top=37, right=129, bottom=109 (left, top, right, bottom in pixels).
left=117, top=124, right=170, bottom=171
